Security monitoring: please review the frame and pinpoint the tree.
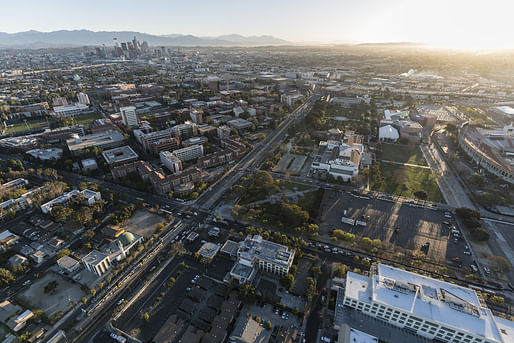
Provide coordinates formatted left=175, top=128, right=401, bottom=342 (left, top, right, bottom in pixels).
left=280, top=273, right=295, bottom=289
left=56, top=248, right=71, bottom=259
left=310, top=265, right=322, bottom=276
left=170, top=242, right=186, bottom=256
left=306, top=277, right=317, bottom=299
left=142, top=312, right=150, bottom=321
left=488, top=256, right=511, bottom=273
left=81, top=297, right=87, bottom=304
left=44, top=280, right=58, bottom=294
left=0, top=268, right=15, bottom=286
left=266, top=321, right=272, bottom=329
left=334, top=263, right=347, bottom=278
left=83, top=229, right=95, bottom=241
left=89, top=288, right=96, bottom=297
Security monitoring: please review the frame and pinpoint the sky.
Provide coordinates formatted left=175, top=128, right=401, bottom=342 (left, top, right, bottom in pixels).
left=2, top=0, right=513, bottom=49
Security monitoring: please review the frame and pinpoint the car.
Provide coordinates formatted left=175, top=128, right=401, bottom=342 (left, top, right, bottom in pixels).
left=22, top=280, right=31, bottom=286
left=464, top=251, right=471, bottom=255
left=117, top=298, right=125, bottom=306
left=484, top=267, right=491, bottom=274
left=186, top=287, right=191, bottom=292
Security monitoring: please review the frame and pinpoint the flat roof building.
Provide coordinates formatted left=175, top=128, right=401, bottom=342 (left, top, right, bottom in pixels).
left=339, top=264, right=514, bottom=343
left=66, top=130, right=125, bottom=155
left=82, top=250, right=110, bottom=276
left=102, top=145, right=139, bottom=166
left=172, top=144, right=204, bottom=162
left=236, top=235, right=295, bottom=278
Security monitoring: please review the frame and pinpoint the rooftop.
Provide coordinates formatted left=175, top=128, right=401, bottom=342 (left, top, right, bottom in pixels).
left=82, top=250, right=109, bottom=265
left=66, top=130, right=124, bottom=152
left=345, top=264, right=505, bottom=342
left=238, top=235, right=294, bottom=268
left=102, top=145, right=139, bottom=164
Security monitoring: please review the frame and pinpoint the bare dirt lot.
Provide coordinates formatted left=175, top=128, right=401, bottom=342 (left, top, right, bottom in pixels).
left=17, top=273, right=85, bottom=318
left=124, top=209, right=166, bottom=238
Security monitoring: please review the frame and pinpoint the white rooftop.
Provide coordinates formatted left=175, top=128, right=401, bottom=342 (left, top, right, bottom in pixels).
left=346, top=264, right=505, bottom=342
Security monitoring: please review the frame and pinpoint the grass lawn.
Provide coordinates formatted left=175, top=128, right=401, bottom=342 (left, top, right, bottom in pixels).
left=5, top=118, right=52, bottom=133
left=373, top=163, right=444, bottom=203
left=72, top=112, right=102, bottom=125
left=378, top=143, right=428, bottom=166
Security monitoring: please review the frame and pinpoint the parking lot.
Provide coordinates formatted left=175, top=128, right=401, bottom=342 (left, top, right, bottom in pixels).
left=242, top=302, right=302, bottom=329
left=318, top=190, right=474, bottom=268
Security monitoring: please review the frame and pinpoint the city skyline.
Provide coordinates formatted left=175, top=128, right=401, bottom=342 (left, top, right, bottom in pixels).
left=2, top=0, right=514, bottom=50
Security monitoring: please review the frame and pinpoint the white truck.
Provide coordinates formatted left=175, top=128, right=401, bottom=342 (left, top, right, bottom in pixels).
left=341, top=217, right=356, bottom=225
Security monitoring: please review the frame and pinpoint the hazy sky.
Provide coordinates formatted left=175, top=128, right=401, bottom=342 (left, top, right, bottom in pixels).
left=2, top=0, right=513, bottom=49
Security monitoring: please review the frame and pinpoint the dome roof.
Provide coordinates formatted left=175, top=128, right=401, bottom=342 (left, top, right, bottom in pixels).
left=118, top=232, right=135, bottom=247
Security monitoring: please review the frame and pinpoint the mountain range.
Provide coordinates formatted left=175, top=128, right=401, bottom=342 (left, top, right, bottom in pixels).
left=0, top=30, right=291, bottom=48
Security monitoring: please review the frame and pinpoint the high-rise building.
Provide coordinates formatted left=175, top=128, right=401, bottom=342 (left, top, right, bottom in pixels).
left=77, top=92, right=90, bottom=105
left=171, top=144, right=204, bottom=162
left=160, top=151, right=182, bottom=174
left=189, top=110, right=203, bottom=124
left=120, top=106, right=139, bottom=128
left=171, top=123, right=198, bottom=140
left=217, top=125, right=231, bottom=139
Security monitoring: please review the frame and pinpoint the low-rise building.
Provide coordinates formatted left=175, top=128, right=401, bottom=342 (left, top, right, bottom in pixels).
left=66, top=130, right=125, bottom=155
left=338, top=264, right=514, bottom=343
left=228, top=118, right=253, bottom=131
left=53, top=104, right=89, bottom=116
left=40, top=189, right=101, bottom=214
left=81, top=158, right=98, bottom=171
left=198, top=149, right=235, bottom=169
left=102, top=145, right=139, bottom=166
left=82, top=250, right=111, bottom=276
left=57, top=255, right=80, bottom=273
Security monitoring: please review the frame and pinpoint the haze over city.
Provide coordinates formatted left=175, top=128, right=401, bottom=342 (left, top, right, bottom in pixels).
left=0, top=2, right=514, bottom=343
left=2, top=0, right=514, bottom=49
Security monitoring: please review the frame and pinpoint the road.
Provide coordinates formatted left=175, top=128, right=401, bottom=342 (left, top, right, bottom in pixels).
left=69, top=220, right=187, bottom=343
left=194, top=94, right=320, bottom=210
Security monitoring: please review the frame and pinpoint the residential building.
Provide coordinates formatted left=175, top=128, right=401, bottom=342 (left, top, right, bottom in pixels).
left=281, top=93, right=305, bottom=106
left=111, top=160, right=202, bottom=194
left=102, top=145, right=139, bottom=166
left=198, top=150, right=235, bottom=168
left=217, top=125, right=231, bottom=139
left=77, top=92, right=90, bottom=105
left=221, top=137, right=246, bottom=157
left=161, top=151, right=183, bottom=173
left=190, top=110, right=203, bottom=124
left=66, top=130, right=125, bottom=154
left=172, top=144, right=204, bottom=162
left=182, top=136, right=208, bottom=147
left=338, top=264, right=514, bottom=343
left=172, top=122, right=198, bottom=140
left=0, top=178, right=28, bottom=191
left=89, top=118, right=118, bottom=133
left=82, top=250, right=111, bottom=276
left=40, top=189, right=101, bottom=214
left=120, top=105, right=139, bottom=128
left=8, top=254, right=27, bottom=268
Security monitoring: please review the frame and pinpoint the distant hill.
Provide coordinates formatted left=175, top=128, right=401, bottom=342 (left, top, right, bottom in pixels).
left=0, top=30, right=291, bottom=47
